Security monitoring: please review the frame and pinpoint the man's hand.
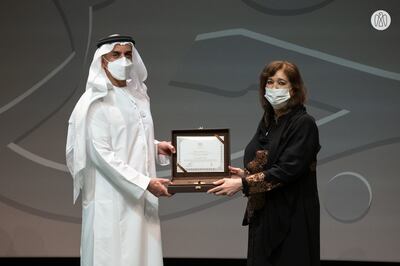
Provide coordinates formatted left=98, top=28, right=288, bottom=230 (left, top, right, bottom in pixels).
left=207, top=177, right=243, bottom=196
left=157, top=141, right=176, bottom=156
left=148, top=178, right=172, bottom=197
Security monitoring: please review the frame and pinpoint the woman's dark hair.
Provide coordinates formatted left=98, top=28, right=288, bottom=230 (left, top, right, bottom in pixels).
left=259, top=61, right=307, bottom=125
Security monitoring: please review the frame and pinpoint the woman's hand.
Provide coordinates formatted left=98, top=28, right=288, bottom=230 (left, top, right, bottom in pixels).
left=229, top=166, right=246, bottom=178
left=207, top=177, right=243, bottom=196
left=157, top=141, right=176, bottom=156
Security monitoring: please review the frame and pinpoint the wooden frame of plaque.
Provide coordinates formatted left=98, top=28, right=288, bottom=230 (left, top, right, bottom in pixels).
left=168, top=128, right=230, bottom=193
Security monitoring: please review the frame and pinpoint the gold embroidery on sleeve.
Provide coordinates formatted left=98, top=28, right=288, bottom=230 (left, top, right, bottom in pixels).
left=246, top=172, right=282, bottom=194
left=243, top=150, right=283, bottom=223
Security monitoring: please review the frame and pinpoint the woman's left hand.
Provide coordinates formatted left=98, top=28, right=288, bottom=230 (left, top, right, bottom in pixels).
left=207, top=176, right=243, bottom=196
left=158, top=141, right=176, bottom=156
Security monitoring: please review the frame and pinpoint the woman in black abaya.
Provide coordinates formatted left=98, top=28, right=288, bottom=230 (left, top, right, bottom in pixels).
left=208, top=61, right=321, bottom=266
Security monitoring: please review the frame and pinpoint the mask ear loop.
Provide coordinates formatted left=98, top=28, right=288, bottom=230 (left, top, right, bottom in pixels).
left=102, top=56, right=111, bottom=63
left=101, top=56, right=111, bottom=74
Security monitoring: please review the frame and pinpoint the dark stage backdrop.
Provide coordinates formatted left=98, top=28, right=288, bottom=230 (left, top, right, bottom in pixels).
left=0, top=0, right=399, bottom=262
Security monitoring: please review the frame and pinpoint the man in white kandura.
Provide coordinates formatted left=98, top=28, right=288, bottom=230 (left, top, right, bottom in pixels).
left=66, top=34, right=175, bottom=266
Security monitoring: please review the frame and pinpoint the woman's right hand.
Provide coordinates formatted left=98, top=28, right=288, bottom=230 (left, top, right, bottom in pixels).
left=229, top=166, right=246, bottom=178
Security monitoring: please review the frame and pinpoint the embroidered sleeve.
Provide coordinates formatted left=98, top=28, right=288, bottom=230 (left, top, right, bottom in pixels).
left=244, top=172, right=282, bottom=195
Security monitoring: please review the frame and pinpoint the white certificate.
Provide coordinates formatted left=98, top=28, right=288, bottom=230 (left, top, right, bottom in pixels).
left=176, top=136, right=225, bottom=173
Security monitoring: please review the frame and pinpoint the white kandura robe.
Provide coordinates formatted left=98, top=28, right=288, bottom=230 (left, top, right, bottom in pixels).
left=81, top=84, right=164, bottom=266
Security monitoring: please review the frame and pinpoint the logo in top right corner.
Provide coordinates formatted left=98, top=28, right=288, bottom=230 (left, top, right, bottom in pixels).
left=371, top=10, right=391, bottom=31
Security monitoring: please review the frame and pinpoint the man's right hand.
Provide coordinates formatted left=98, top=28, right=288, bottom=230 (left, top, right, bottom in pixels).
left=147, top=178, right=172, bottom=197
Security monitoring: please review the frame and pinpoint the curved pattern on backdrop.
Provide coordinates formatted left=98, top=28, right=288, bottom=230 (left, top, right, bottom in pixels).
left=241, top=0, right=335, bottom=16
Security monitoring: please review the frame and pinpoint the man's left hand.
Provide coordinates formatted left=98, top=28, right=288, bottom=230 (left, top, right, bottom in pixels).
left=158, top=141, right=176, bottom=156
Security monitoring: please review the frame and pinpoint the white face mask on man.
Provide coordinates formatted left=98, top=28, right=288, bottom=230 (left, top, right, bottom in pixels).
left=104, top=56, right=133, bottom=81
left=264, top=87, right=291, bottom=110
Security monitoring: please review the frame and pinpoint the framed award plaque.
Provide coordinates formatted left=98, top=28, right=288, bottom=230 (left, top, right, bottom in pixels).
left=168, top=128, right=231, bottom=193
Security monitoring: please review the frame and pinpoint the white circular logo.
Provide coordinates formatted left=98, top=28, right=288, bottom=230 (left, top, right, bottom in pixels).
left=371, top=10, right=391, bottom=31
